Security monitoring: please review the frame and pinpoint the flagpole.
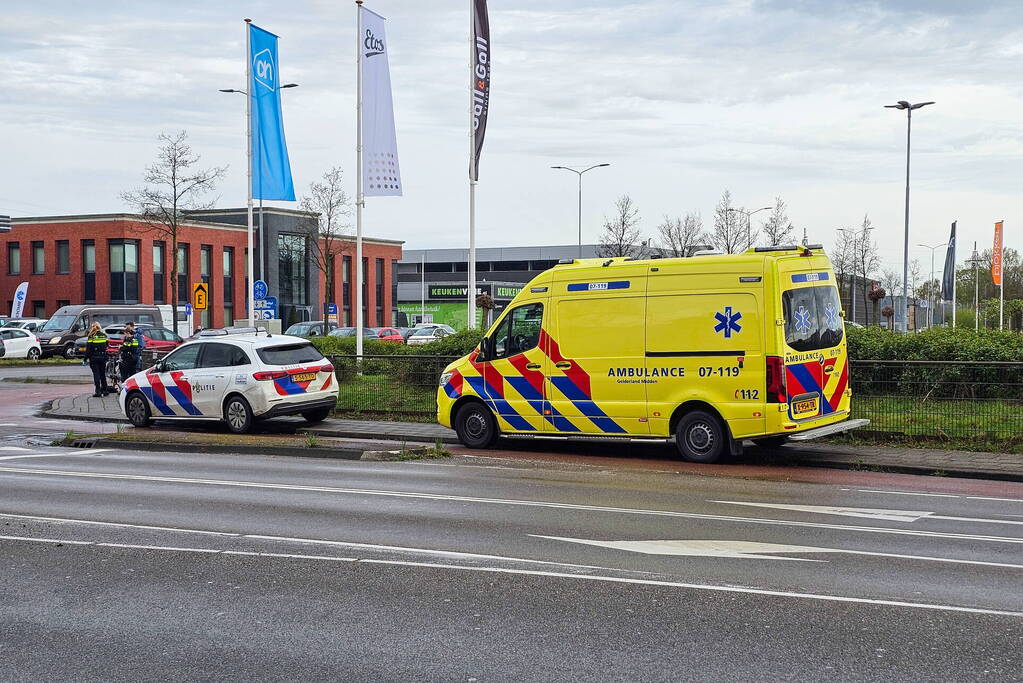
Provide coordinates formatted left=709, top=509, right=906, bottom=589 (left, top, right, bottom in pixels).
left=355, top=0, right=365, bottom=358
left=245, top=18, right=255, bottom=328
left=467, top=0, right=477, bottom=331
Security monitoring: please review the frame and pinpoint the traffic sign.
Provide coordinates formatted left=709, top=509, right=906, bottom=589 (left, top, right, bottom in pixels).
left=254, top=296, right=277, bottom=320
left=192, top=282, right=209, bottom=311
left=184, top=303, right=192, bottom=316
left=253, top=280, right=268, bottom=301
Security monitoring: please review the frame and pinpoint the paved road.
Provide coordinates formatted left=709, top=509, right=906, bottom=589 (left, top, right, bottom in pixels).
left=1, top=443, right=1021, bottom=681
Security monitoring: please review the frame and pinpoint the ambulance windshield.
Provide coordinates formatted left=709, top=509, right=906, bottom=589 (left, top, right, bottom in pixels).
left=782, top=286, right=844, bottom=351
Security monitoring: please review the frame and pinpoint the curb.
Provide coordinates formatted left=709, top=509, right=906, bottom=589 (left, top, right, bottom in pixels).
left=774, top=451, right=1023, bottom=484
left=5, top=376, right=92, bottom=385
left=307, top=425, right=459, bottom=444
left=69, top=437, right=426, bottom=461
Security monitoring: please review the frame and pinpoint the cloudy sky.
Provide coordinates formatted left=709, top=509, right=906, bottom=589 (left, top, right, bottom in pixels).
left=3, top=0, right=1023, bottom=274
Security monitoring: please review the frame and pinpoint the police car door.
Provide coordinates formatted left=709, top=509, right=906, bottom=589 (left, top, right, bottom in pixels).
left=151, top=344, right=204, bottom=416
left=191, top=343, right=239, bottom=417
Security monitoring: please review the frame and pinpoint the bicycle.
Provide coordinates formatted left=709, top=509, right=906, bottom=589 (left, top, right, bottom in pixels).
left=105, top=351, right=123, bottom=394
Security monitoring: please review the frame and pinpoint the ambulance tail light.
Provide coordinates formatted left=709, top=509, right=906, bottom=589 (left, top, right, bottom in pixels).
left=765, top=356, right=787, bottom=403
left=253, top=370, right=288, bottom=381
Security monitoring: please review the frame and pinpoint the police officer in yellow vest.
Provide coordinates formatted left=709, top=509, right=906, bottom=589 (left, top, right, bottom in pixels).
left=83, top=322, right=110, bottom=397
left=119, top=322, right=146, bottom=382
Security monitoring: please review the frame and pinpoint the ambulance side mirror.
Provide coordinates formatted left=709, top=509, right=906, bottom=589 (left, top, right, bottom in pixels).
left=479, top=337, right=492, bottom=360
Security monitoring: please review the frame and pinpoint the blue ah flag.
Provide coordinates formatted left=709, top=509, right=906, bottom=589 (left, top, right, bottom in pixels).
left=249, top=23, right=295, bottom=201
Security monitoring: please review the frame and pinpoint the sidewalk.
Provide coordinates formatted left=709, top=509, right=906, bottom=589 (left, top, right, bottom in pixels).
left=43, top=391, right=1023, bottom=481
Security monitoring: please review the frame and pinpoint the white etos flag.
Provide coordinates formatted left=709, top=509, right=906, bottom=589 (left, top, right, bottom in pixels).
left=360, top=6, right=402, bottom=197
left=10, top=282, right=27, bottom=319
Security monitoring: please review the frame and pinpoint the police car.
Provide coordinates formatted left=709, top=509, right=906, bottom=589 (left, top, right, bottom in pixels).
left=119, top=328, right=338, bottom=433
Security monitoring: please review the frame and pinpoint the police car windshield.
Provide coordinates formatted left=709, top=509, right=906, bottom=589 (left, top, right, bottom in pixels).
left=782, top=286, right=844, bottom=352
left=257, top=343, right=324, bottom=366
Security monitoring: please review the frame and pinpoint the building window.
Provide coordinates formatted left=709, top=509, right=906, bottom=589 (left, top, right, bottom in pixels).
left=278, top=234, right=308, bottom=325
left=200, top=245, right=212, bottom=328
left=391, top=259, right=399, bottom=326
left=7, top=243, right=19, bottom=276
left=342, top=255, right=351, bottom=325
left=57, top=241, right=70, bottom=274
left=32, top=300, right=45, bottom=319
left=57, top=299, right=70, bottom=309
left=82, top=240, right=95, bottom=303
left=109, top=239, right=139, bottom=304
left=375, top=258, right=385, bottom=326
left=152, top=242, right=165, bottom=304
left=177, top=244, right=190, bottom=304
left=31, top=241, right=44, bottom=275
left=362, top=257, right=368, bottom=326
left=223, top=247, right=234, bottom=327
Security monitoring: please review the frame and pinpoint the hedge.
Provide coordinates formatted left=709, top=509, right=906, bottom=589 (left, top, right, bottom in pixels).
left=846, top=326, right=1023, bottom=362
left=311, top=328, right=485, bottom=359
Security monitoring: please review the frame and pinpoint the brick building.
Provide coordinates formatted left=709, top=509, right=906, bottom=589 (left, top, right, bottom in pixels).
left=3, top=209, right=402, bottom=329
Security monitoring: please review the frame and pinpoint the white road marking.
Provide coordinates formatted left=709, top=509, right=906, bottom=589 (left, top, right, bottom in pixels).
left=0, top=424, right=20, bottom=427
left=535, top=536, right=1023, bottom=570
left=533, top=537, right=830, bottom=561
left=715, top=500, right=1023, bottom=527
left=855, top=489, right=960, bottom=499
left=0, top=446, right=31, bottom=451
left=1, top=467, right=1022, bottom=545
left=0, top=532, right=1018, bottom=618
left=714, top=501, right=934, bottom=522
left=0, top=448, right=109, bottom=461
left=966, top=496, right=1023, bottom=503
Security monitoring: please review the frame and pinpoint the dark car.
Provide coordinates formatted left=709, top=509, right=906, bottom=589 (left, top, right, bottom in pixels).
left=284, top=320, right=338, bottom=338
left=40, top=305, right=165, bottom=358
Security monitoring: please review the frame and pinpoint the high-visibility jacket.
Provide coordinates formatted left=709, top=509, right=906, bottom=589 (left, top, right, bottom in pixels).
left=84, top=334, right=108, bottom=363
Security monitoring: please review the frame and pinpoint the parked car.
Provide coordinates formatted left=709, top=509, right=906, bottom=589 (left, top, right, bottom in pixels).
left=0, top=327, right=42, bottom=359
left=395, top=327, right=416, bottom=342
left=120, top=333, right=338, bottom=434
left=329, top=327, right=381, bottom=339
left=38, top=305, right=165, bottom=358
left=284, top=320, right=338, bottom=338
left=406, top=326, right=452, bottom=346
left=74, top=324, right=184, bottom=358
left=413, top=323, right=456, bottom=334
left=372, top=327, right=405, bottom=342
left=6, top=318, right=48, bottom=335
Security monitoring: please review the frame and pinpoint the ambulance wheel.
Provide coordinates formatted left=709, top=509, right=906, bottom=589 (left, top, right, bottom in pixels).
left=224, top=396, right=254, bottom=434
left=753, top=436, right=789, bottom=451
left=675, top=410, right=726, bottom=463
left=454, top=401, right=499, bottom=449
left=125, top=391, right=152, bottom=428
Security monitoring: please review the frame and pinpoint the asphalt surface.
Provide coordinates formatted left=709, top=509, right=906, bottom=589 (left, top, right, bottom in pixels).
left=1, top=442, right=1021, bottom=681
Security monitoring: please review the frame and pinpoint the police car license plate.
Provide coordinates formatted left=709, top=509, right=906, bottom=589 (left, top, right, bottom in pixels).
left=293, top=372, right=317, bottom=382
left=792, top=397, right=819, bottom=418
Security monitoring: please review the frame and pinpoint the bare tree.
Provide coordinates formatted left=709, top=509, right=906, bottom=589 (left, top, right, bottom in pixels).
left=854, top=214, right=880, bottom=324
left=712, top=190, right=744, bottom=254
left=880, top=268, right=901, bottom=310
left=121, top=131, right=227, bottom=331
left=300, top=167, right=353, bottom=318
left=760, top=196, right=795, bottom=246
left=658, top=212, right=707, bottom=257
left=596, top=194, right=642, bottom=258
left=831, top=228, right=857, bottom=314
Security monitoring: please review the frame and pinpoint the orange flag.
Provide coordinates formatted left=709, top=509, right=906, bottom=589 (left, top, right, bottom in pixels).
left=993, top=221, right=1004, bottom=286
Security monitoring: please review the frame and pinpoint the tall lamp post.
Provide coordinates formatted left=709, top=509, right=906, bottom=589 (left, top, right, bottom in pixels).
left=885, top=100, right=934, bottom=332
left=220, top=82, right=299, bottom=303
left=968, top=243, right=982, bottom=331
left=918, top=241, right=947, bottom=328
left=727, top=206, right=772, bottom=250
left=551, top=163, right=610, bottom=258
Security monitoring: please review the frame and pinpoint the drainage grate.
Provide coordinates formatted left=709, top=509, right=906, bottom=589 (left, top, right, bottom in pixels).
left=70, top=439, right=97, bottom=449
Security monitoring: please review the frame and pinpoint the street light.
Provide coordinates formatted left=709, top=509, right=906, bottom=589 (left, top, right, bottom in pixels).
left=967, top=243, right=982, bottom=331
left=918, top=241, right=947, bottom=328
left=727, top=206, right=772, bottom=250
left=219, top=83, right=299, bottom=302
left=551, top=163, right=611, bottom=258
left=885, top=99, right=934, bottom=332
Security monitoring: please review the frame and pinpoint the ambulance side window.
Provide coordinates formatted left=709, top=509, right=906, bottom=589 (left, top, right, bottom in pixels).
left=491, top=303, right=543, bottom=360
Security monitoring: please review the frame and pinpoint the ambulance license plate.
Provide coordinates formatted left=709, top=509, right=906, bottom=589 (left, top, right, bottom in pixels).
left=792, top=397, right=819, bottom=418
left=293, top=372, right=317, bottom=382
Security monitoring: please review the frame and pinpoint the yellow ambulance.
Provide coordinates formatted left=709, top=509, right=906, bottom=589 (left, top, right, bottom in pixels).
left=437, top=245, right=868, bottom=462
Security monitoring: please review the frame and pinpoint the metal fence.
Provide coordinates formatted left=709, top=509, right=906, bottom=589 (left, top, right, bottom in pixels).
left=329, top=354, right=459, bottom=417
left=328, top=354, right=1023, bottom=441
left=849, top=360, right=1023, bottom=440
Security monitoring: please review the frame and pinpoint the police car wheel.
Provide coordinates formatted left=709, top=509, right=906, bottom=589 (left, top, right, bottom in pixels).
left=126, top=392, right=152, bottom=428
left=752, top=436, right=788, bottom=451
left=675, top=410, right=726, bottom=463
left=454, top=402, right=499, bottom=449
left=302, top=408, right=331, bottom=423
left=224, top=396, right=253, bottom=434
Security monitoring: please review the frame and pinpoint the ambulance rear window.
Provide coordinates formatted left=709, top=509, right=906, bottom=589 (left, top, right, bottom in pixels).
left=782, top=285, right=844, bottom=351
left=258, top=343, right=324, bottom=366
